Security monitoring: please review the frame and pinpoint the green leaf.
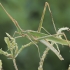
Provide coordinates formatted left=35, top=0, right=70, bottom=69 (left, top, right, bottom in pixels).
left=40, top=40, right=64, bottom=60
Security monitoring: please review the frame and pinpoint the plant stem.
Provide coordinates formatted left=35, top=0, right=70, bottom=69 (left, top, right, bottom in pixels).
left=38, top=48, right=49, bottom=70
left=13, top=59, right=18, bottom=70
left=15, top=42, right=33, bottom=58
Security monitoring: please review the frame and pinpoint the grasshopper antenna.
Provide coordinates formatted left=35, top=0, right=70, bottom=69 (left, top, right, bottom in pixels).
left=0, top=3, right=23, bottom=33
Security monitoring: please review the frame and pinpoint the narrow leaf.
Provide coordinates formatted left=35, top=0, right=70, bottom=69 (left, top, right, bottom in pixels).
left=40, top=39, right=64, bottom=60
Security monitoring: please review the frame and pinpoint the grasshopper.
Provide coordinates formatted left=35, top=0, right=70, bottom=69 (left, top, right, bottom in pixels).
left=0, top=2, right=70, bottom=61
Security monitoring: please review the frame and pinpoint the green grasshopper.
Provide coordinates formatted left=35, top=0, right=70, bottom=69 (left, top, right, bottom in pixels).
left=0, top=2, right=70, bottom=61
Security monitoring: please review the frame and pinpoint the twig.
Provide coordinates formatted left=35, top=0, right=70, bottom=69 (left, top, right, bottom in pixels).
left=38, top=48, right=49, bottom=70
left=68, top=64, right=70, bottom=70
left=13, top=59, right=18, bottom=70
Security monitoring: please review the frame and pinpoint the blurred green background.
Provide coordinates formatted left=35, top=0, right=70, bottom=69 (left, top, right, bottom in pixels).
left=0, top=0, right=70, bottom=70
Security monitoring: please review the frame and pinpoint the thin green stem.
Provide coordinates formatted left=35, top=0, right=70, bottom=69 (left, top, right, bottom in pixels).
left=13, top=59, right=18, bottom=70
left=15, top=42, right=33, bottom=58
left=38, top=48, right=49, bottom=70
